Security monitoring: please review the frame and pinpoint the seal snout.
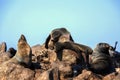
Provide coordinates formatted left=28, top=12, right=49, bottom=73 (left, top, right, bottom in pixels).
left=19, top=34, right=27, bottom=42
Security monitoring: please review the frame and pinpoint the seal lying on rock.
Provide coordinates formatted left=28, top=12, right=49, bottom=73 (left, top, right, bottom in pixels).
left=45, top=27, right=74, bottom=50
left=89, top=43, right=115, bottom=75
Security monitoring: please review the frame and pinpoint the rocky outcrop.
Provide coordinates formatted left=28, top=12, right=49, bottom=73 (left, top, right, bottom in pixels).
left=0, top=62, right=35, bottom=80
left=0, top=36, right=120, bottom=80
left=32, top=44, right=120, bottom=80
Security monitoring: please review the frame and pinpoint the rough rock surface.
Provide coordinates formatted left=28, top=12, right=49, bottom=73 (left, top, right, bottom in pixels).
left=0, top=51, right=11, bottom=64
left=73, top=69, right=102, bottom=80
left=0, top=62, right=35, bottom=80
left=0, top=43, right=120, bottom=80
left=103, top=72, right=118, bottom=80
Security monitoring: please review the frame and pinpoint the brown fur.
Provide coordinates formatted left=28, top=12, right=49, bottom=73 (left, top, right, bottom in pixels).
left=45, top=28, right=92, bottom=69
left=89, top=43, right=115, bottom=75
left=0, top=42, right=7, bottom=54
left=9, top=34, right=32, bottom=67
left=45, top=28, right=74, bottom=50
left=55, top=41, right=93, bottom=68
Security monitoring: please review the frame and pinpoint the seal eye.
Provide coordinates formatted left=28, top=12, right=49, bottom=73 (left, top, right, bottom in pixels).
left=51, top=38, right=58, bottom=42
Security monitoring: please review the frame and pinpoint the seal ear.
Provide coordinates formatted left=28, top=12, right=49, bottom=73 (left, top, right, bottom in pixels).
left=70, top=35, right=74, bottom=42
left=45, top=34, right=51, bottom=49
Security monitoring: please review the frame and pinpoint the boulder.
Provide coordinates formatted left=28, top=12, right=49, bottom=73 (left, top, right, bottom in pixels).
left=103, top=72, right=118, bottom=80
left=0, top=51, right=11, bottom=64
left=0, top=62, right=35, bottom=80
left=113, top=73, right=120, bottom=80
left=35, top=68, right=60, bottom=80
left=73, top=69, right=102, bottom=80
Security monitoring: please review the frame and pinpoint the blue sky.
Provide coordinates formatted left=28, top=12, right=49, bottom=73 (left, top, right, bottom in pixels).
left=0, top=0, right=120, bottom=51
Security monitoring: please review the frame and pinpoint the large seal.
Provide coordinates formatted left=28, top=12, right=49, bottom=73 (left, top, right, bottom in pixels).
left=45, top=28, right=74, bottom=50
left=89, top=43, right=115, bottom=75
left=9, top=34, right=32, bottom=67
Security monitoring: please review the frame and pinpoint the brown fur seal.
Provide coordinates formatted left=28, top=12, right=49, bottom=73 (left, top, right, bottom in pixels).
left=89, top=43, right=115, bottom=75
left=45, top=28, right=74, bottom=50
left=8, top=34, right=32, bottom=67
